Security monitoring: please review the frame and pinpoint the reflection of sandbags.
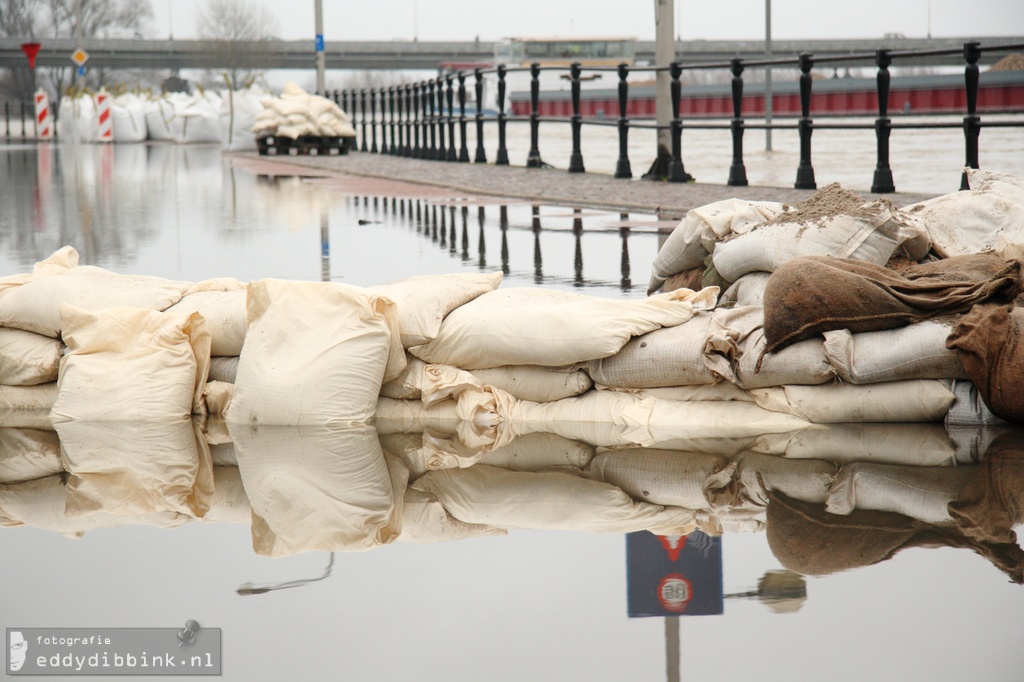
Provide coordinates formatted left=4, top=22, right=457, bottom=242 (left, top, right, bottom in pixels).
left=0, top=384, right=57, bottom=428
left=0, top=248, right=191, bottom=337
left=902, top=168, right=1024, bottom=258
left=711, top=185, right=911, bottom=283
left=735, top=452, right=837, bottom=506
left=0, top=427, right=62, bottom=484
left=648, top=198, right=784, bottom=294
left=231, top=423, right=403, bottom=556
left=823, top=321, right=965, bottom=384
left=368, top=272, right=503, bottom=348
left=585, top=313, right=718, bottom=388
left=948, top=431, right=1024, bottom=550
left=477, top=432, right=595, bottom=471
left=705, top=306, right=834, bottom=388
left=762, top=255, right=1021, bottom=355
left=410, top=287, right=717, bottom=369
left=753, top=380, right=954, bottom=424
left=0, top=327, right=63, bottom=386
left=166, top=280, right=247, bottom=357
left=946, top=305, right=1024, bottom=424
left=783, top=423, right=957, bottom=466
left=397, top=488, right=505, bottom=543
left=826, top=462, right=974, bottom=523
left=945, top=379, right=1009, bottom=426
left=584, top=449, right=736, bottom=510
left=412, top=464, right=697, bottom=534
left=228, top=279, right=404, bottom=427
left=57, top=419, right=213, bottom=519
left=203, top=466, right=251, bottom=525
left=51, top=306, right=211, bottom=422
left=720, top=272, right=771, bottom=308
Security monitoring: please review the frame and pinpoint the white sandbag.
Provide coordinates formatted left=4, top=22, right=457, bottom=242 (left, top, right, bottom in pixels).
left=397, top=488, right=506, bottom=543
left=166, top=288, right=247, bottom=357
left=203, top=466, right=252, bottom=525
left=51, top=306, right=211, bottom=422
left=469, top=365, right=593, bottom=402
left=227, top=279, right=404, bottom=427
left=0, top=327, right=63, bottom=386
left=584, top=448, right=736, bottom=510
left=230, top=423, right=404, bottom=556
left=711, top=185, right=907, bottom=282
left=0, top=475, right=193, bottom=535
left=412, top=465, right=697, bottom=534
left=783, top=423, right=958, bottom=466
left=368, top=272, right=503, bottom=348
left=111, top=93, right=148, bottom=143
left=824, top=322, right=965, bottom=384
left=826, top=462, right=975, bottom=524
left=648, top=198, right=784, bottom=294
left=203, top=381, right=233, bottom=416
left=761, top=380, right=955, bottom=424
left=0, top=427, right=62, bottom=484
left=734, top=451, right=837, bottom=506
left=209, top=356, right=239, bottom=383
left=379, top=356, right=427, bottom=400
left=901, top=168, right=1024, bottom=258
left=705, top=306, right=835, bottom=388
left=410, top=286, right=717, bottom=369
left=719, top=272, right=771, bottom=308
left=0, top=249, right=191, bottom=337
left=0, top=384, right=57, bottom=428
left=56, top=418, right=213, bottom=519
left=585, top=312, right=718, bottom=388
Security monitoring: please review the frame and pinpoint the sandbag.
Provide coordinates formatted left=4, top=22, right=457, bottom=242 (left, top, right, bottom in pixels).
left=720, top=272, right=771, bottom=308
left=755, top=380, right=954, bottom=424
left=584, top=448, right=736, bottom=510
left=166, top=280, right=247, bottom=357
left=0, top=327, right=63, bottom=386
left=227, top=279, right=404, bottom=427
left=823, top=321, right=965, bottom=384
left=946, top=304, right=1024, bottom=423
left=51, top=306, right=211, bottom=422
left=368, top=272, right=503, bottom=348
left=826, top=462, right=975, bottom=524
left=901, top=168, right=1024, bottom=258
left=711, top=184, right=912, bottom=283
left=469, top=365, right=593, bottom=403
left=762, top=255, right=1021, bottom=355
left=409, top=286, right=717, bottom=369
left=203, top=466, right=252, bottom=525
left=585, top=312, right=718, bottom=388
left=0, top=427, right=62, bottom=484
left=208, top=356, right=239, bottom=384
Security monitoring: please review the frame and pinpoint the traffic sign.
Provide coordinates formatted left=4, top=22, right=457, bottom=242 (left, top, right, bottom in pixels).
left=70, top=48, right=89, bottom=67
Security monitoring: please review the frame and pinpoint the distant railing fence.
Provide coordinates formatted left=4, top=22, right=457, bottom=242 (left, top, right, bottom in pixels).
left=327, top=40, right=1024, bottom=193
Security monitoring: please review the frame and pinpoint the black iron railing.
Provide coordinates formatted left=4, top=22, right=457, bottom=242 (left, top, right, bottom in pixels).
left=329, top=40, right=1024, bottom=193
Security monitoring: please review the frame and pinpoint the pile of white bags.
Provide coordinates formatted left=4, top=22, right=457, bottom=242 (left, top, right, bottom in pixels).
left=252, top=82, right=356, bottom=140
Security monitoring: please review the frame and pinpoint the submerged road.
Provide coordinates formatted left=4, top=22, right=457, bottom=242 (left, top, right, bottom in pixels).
left=242, top=151, right=938, bottom=218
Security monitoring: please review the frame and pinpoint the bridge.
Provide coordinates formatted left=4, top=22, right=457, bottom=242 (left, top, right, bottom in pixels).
left=2, top=36, right=1022, bottom=72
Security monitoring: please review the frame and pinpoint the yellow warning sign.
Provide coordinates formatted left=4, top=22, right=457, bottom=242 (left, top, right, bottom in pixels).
left=70, top=48, right=89, bottom=66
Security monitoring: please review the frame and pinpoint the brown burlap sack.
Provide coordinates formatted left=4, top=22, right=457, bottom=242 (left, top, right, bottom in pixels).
left=762, top=255, right=1022, bottom=355
left=947, top=305, right=1024, bottom=424
left=766, top=491, right=1024, bottom=583
left=662, top=267, right=704, bottom=294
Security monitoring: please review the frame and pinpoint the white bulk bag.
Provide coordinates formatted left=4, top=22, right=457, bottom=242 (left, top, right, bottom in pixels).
left=220, top=86, right=268, bottom=151
left=111, top=93, right=148, bottom=143
left=56, top=94, right=98, bottom=143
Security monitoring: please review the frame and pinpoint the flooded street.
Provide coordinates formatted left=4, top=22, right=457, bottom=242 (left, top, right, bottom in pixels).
left=2, top=142, right=1024, bottom=682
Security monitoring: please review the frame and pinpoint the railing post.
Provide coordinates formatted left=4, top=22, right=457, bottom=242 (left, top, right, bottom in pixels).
left=434, top=77, right=446, bottom=161
left=527, top=62, right=543, bottom=167
left=496, top=65, right=510, bottom=165
left=369, top=88, right=379, bottom=153
left=568, top=62, right=585, bottom=173
left=961, top=41, right=981, bottom=190
left=668, top=62, right=691, bottom=182
left=331, top=89, right=339, bottom=105
left=474, top=68, right=487, bottom=163
left=794, top=53, right=816, bottom=190
left=614, top=63, right=632, bottom=179
left=728, top=58, right=748, bottom=186
left=458, top=72, right=470, bottom=162
left=871, top=49, right=895, bottom=193
left=396, top=85, right=406, bottom=156
left=4, top=102, right=10, bottom=140
left=358, top=89, right=368, bottom=152
left=446, top=75, right=457, bottom=161
left=387, top=86, right=397, bottom=155
left=426, top=79, right=437, bottom=160
left=411, top=83, right=421, bottom=158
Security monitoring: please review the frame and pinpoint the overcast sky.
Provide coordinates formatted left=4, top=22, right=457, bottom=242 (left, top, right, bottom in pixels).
left=152, top=0, right=1023, bottom=43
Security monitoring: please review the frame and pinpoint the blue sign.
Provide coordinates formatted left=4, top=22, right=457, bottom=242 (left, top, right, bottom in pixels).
left=76, top=65, right=86, bottom=76
left=315, top=34, right=324, bottom=52
left=626, top=531, right=723, bottom=617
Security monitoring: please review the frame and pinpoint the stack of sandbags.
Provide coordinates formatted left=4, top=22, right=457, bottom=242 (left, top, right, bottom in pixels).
left=252, top=82, right=356, bottom=140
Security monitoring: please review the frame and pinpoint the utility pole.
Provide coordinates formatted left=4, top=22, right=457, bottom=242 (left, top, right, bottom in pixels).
left=643, top=0, right=676, bottom=180
left=315, top=0, right=326, bottom=94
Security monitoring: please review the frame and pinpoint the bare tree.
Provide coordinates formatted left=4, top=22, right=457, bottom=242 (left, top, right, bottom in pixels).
left=196, top=0, right=279, bottom=90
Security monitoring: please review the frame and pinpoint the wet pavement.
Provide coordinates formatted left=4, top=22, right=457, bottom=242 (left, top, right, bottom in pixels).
left=241, top=150, right=940, bottom=219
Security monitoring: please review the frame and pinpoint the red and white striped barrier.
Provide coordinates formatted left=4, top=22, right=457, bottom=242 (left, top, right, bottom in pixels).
left=96, top=89, right=113, bottom=142
left=34, top=89, right=53, bottom=140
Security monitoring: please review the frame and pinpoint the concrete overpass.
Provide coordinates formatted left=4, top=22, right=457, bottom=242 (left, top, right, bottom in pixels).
left=1, top=36, right=1021, bottom=72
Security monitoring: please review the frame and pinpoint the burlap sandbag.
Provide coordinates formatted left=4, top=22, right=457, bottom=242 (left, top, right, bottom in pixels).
left=946, top=305, right=1024, bottom=424
left=762, top=255, right=1021, bottom=355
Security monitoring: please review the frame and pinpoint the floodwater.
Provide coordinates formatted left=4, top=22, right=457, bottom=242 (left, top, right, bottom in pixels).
left=2, top=143, right=1024, bottom=682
